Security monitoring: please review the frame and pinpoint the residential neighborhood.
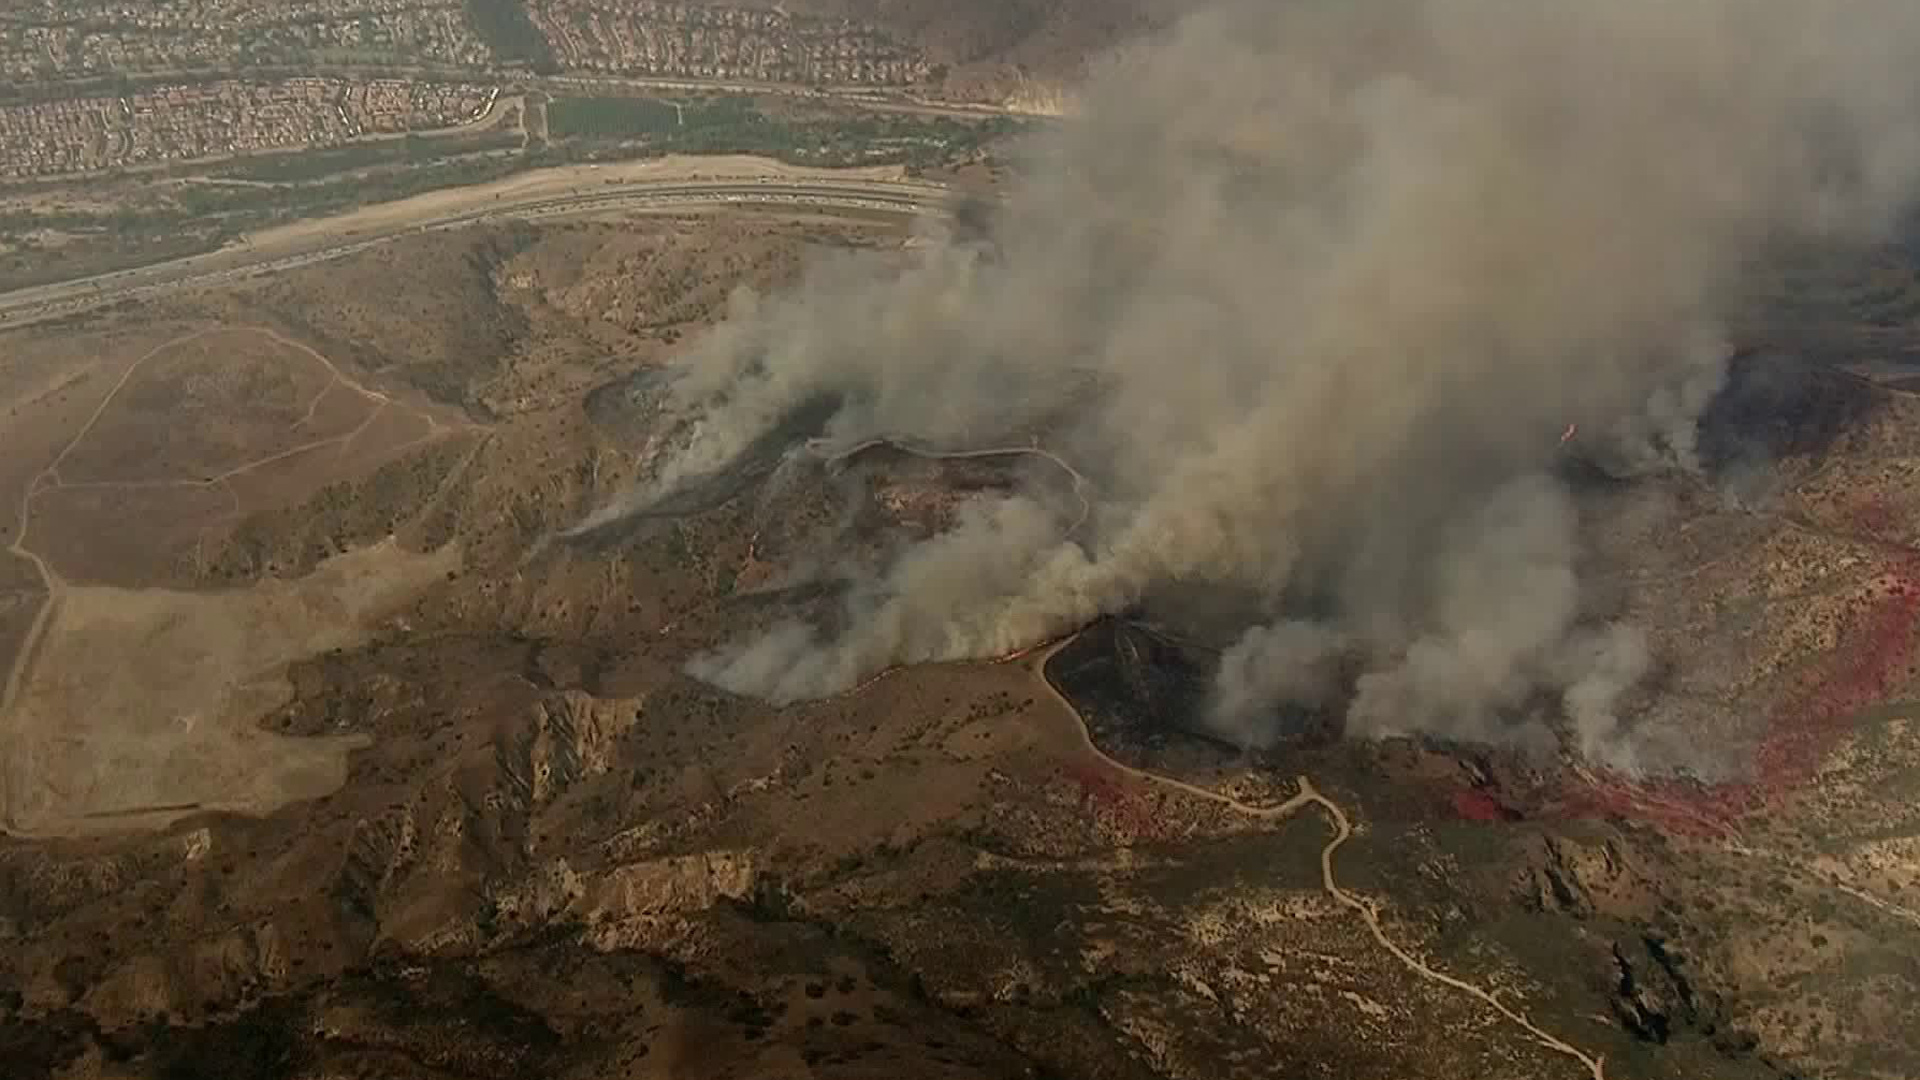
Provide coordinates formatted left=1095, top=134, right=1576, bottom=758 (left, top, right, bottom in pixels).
left=0, top=0, right=491, bottom=79
left=526, top=0, right=931, bottom=85
left=0, top=0, right=928, bottom=86
left=0, top=0, right=933, bottom=180
left=0, top=78, right=498, bottom=177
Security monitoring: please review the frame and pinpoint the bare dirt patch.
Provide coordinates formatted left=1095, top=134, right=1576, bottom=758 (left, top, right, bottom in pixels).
left=0, top=539, right=459, bottom=838
left=55, top=327, right=365, bottom=484
left=0, top=587, right=42, bottom=697
left=11, top=321, right=466, bottom=589
left=30, top=483, right=238, bottom=585
left=0, top=313, right=480, bottom=838
left=339, top=395, right=438, bottom=461
left=0, top=321, right=208, bottom=514
left=295, top=378, right=382, bottom=436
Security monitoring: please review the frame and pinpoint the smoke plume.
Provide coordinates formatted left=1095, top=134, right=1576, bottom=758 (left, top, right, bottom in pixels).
left=615, top=0, right=1920, bottom=763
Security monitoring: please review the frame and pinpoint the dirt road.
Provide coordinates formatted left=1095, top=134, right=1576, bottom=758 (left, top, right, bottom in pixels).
left=815, top=435, right=1092, bottom=534
left=1027, top=633, right=1611, bottom=1080
left=0, top=325, right=464, bottom=836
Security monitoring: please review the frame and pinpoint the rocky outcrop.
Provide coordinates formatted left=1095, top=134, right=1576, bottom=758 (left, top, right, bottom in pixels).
left=1516, top=833, right=1658, bottom=919
left=1608, top=934, right=1734, bottom=1049
left=497, top=690, right=645, bottom=807
left=487, top=849, right=759, bottom=944
left=335, top=807, right=422, bottom=922
left=580, top=849, right=757, bottom=924
left=0, top=828, right=208, bottom=924
left=488, top=858, right=587, bottom=929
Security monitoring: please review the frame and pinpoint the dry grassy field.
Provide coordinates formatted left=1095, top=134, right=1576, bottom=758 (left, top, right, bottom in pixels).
left=0, top=202, right=1918, bottom=1080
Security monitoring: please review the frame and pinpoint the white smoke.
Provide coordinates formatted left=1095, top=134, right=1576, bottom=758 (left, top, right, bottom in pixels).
left=605, top=0, right=1920, bottom=762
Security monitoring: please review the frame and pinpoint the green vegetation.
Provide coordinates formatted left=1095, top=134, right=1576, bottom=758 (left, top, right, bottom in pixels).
left=0, top=229, right=216, bottom=294
left=0, top=150, right=527, bottom=292
left=548, top=93, right=1029, bottom=170
left=464, top=0, right=558, bottom=72
left=547, top=96, right=685, bottom=139
left=0, top=92, right=1029, bottom=294
left=189, top=152, right=531, bottom=223
left=214, top=130, right=524, bottom=183
left=0, top=190, right=227, bottom=293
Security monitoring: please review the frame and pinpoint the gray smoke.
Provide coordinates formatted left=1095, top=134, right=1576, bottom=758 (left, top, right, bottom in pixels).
left=1207, top=620, right=1347, bottom=748
left=613, top=0, right=1920, bottom=764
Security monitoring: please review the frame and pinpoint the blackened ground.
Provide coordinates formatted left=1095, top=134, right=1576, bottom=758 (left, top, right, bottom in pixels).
left=1045, top=618, right=1246, bottom=771
left=1696, top=350, right=1880, bottom=475
left=573, top=388, right=843, bottom=551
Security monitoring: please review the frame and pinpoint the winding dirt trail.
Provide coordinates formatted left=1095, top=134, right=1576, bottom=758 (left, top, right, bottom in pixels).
left=814, top=435, right=1093, bottom=535
left=1, top=327, right=217, bottom=720
left=0, top=326, right=458, bottom=722
left=1027, top=634, right=1610, bottom=1080
left=1723, top=839, right=1920, bottom=930
left=634, top=429, right=1610, bottom=1073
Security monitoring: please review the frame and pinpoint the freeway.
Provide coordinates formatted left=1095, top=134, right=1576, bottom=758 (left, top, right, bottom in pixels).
left=0, top=170, right=952, bottom=329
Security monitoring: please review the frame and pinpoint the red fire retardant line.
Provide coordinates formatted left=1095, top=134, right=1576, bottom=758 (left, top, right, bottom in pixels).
left=1061, top=760, right=1160, bottom=839
left=1538, top=554, right=1920, bottom=834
